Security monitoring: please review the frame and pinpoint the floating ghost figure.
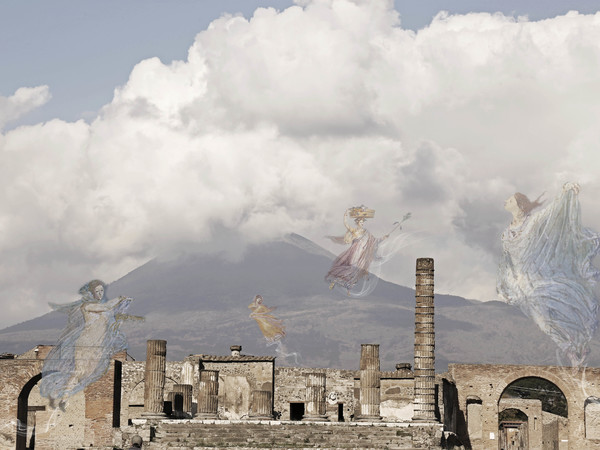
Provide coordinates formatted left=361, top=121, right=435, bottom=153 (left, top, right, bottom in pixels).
left=497, top=183, right=600, bottom=367
left=40, top=280, right=143, bottom=408
left=248, top=294, right=286, bottom=344
left=249, top=294, right=298, bottom=364
left=325, top=205, right=410, bottom=297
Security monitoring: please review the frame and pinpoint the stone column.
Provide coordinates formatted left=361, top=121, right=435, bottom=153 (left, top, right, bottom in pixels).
left=303, top=372, right=328, bottom=421
left=172, top=384, right=193, bottom=418
left=413, top=257, right=436, bottom=421
left=357, top=343, right=381, bottom=421
left=250, top=390, right=273, bottom=419
left=197, top=370, right=219, bottom=419
left=143, top=339, right=167, bottom=417
left=181, top=360, right=195, bottom=386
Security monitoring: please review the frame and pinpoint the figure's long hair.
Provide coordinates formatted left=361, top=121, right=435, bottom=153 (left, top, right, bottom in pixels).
left=79, top=279, right=106, bottom=302
left=514, top=192, right=545, bottom=215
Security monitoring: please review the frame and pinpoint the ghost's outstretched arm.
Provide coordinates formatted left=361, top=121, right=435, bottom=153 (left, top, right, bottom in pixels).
left=115, top=314, right=144, bottom=322
left=49, top=299, right=83, bottom=313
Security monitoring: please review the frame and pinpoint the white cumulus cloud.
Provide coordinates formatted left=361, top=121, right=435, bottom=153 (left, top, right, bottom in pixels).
left=1, top=0, right=600, bottom=327
left=0, top=86, right=51, bottom=130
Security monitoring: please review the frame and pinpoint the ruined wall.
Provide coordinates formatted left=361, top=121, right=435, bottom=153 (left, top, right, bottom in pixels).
left=0, top=348, right=123, bottom=450
left=274, top=367, right=418, bottom=422
left=541, top=410, right=568, bottom=450
left=275, top=367, right=356, bottom=421
left=121, top=360, right=184, bottom=423
left=448, top=363, right=600, bottom=450
left=380, top=376, right=414, bottom=421
left=0, top=358, right=44, bottom=448
left=499, top=398, right=542, bottom=449
left=585, top=400, right=600, bottom=440
left=121, top=357, right=275, bottom=421
left=199, top=359, right=274, bottom=419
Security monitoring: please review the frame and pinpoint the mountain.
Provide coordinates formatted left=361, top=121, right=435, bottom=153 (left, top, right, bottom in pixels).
left=0, top=234, right=594, bottom=371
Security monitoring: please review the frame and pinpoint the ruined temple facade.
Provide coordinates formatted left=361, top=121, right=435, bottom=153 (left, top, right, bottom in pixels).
left=2, top=257, right=600, bottom=449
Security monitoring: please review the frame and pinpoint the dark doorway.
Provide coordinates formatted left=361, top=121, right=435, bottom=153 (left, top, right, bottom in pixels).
left=338, top=403, right=344, bottom=422
left=499, top=420, right=528, bottom=450
left=289, top=402, right=304, bottom=421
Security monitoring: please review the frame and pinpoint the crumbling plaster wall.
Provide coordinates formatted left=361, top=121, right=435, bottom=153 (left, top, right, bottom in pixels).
left=0, top=349, right=121, bottom=450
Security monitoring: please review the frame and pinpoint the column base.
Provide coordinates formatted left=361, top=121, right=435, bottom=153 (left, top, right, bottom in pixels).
left=355, top=415, right=382, bottom=422
left=141, top=412, right=167, bottom=419
left=195, top=413, right=219, bottom=419
left=411, top=416, right=438, bottom=423
left=302, top=415, right=329, bottom=422
left=171, top=412, right=193, bottom=419
left=248, top=414, right=273, bottom=420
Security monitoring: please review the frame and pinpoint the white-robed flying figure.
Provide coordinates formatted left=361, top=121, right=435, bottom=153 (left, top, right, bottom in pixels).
left=497, top=182, right=600, bottom=367
left=40, top=280, right=142, bottom=409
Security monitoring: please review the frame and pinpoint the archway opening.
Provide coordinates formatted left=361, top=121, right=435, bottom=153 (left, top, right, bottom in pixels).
left=499, top=377, right=568, bottom=450
left=17, top=373, right=43, bottom=450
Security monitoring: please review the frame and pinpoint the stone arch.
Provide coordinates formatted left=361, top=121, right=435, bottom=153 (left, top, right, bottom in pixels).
left=16, top=373, right=43, bottom=450
left=495, top=368, right=576, bottom=406
left=499, top=408, right=529, bottom=422
left=499, top=376, right=568, bottom=417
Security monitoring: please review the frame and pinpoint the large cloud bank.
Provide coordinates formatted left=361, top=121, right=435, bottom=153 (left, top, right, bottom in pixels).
left=2, top=0, right=600, bottom=327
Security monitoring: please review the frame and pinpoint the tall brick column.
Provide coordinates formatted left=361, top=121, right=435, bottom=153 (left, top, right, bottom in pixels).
left=413, top=257, right=436, bottom=421
left=303, top=372, right=328, bottom=421
left=143, top=339, right=167, bottom=417
left=250, top=390, right=273, bottom=419
left=357, top=343, right=382, bottom=421
left=197, top=370, right=219, bottom=419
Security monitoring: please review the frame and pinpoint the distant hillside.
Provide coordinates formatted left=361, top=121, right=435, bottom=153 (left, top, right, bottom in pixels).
left=0, top=234, right=593, bottom=371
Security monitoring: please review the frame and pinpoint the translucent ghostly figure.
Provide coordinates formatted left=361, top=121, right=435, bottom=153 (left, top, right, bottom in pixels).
left=497, top=182, right=600, bottom=367
left=325, top=205, right=410, bottom=297
left=40, top=280, right=142, bottom=408
left=249, top=295, right=298, bottom=364
left=248, top=295, right=286, bottom=344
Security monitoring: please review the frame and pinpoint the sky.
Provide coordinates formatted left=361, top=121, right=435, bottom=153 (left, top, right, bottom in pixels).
left=1, top=0, right=600, bottom=329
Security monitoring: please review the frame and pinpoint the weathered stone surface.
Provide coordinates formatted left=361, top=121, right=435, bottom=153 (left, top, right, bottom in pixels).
left=143, top=340, right=167, bottom=417
left=250, top=390, right=273, bottom=419
left=413, top=257, right=436, bottom=422
left=445, top=363, right=600, bottom=450
left=303, top=372, right=328, bottom=420
left=0, top=348, right=124, bottom=449
left=197, top=370, right=219, bottom=419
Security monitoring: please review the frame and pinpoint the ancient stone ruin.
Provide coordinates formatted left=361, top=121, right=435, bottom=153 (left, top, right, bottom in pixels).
left=2, top=258, right=600, bottom=449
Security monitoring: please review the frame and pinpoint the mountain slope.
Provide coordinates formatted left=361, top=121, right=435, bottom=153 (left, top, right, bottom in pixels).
left=0, top=234, right=594, bottom=371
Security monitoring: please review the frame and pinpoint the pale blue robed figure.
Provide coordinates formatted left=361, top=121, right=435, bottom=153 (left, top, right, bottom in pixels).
left=40, top=280, right=142, bottom=408
left=497, top=182, right=600, bottom=367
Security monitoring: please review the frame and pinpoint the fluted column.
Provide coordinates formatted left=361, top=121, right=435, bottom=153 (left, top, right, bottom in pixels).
left=197, top=370, right=219, bottom=419
left=250, top=390, right=273, bottom=419
left=357, top=344, right=381, bottom=421
left=413, top=257, right=437, bottom=421
left=143, top=339, right=167, bottom=417
left=303, top=372, right=328, bottom=421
